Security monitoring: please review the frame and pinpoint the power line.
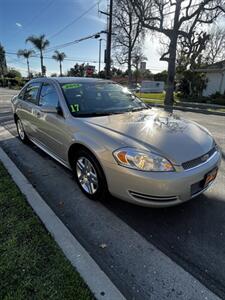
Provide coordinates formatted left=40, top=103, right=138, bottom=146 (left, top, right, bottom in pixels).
left=47, top=1, right=102, bottom=41
left=25, top=0, right=56, bottom=28
left=5, top=51, right=165, bottom=70
left=43, top=30, right=106, bottom=53
left=5, top=51, right=102, bottom=64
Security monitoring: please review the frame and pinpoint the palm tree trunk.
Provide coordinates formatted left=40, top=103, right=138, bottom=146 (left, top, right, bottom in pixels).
left=59, top=61, right=62, bottom=77
left=40, top=50, right=44, bottom=76
left=27, top=58, right=30, bottom=79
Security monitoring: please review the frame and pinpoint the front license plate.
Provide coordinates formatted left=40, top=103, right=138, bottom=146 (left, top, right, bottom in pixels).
left=204, top=168, right=218, bottom=188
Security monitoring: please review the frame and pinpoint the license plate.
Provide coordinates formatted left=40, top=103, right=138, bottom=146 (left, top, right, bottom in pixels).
left=204, top=168, right=218, bottom=188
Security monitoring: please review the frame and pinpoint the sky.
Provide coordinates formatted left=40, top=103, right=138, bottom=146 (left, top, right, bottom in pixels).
left=2, top=0, right=224, bottom=77
left=0, top=0, right=168, bottom=76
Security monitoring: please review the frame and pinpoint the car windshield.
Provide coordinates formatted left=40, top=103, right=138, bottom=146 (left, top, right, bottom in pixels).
left=61, top=81, right=148, bottom=117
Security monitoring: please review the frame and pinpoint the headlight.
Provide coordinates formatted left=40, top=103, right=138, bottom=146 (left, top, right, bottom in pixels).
left=113, top=148, right=174, bottom=172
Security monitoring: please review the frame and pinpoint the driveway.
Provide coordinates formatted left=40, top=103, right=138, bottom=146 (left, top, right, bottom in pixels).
left=0, top=87, right=225, bottom=299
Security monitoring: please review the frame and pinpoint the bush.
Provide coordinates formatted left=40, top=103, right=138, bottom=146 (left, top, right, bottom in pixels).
left=0, top=77, right=27, bottom=89
left=211, top=98, right=225, bottom=106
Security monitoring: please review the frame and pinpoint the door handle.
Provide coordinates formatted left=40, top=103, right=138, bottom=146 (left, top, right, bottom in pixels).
left=33, top=109, right=41, bottom=118
left=36, top=111, right=41, bottom=118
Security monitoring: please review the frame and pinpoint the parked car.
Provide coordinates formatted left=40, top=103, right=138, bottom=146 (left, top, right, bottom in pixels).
left=11, top=77, right=221, bottom=207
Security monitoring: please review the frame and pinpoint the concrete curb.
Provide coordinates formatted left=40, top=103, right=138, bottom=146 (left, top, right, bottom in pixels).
left=145, top=103, right=225, bottom=116
left=0, top=147, right=126, bottom=300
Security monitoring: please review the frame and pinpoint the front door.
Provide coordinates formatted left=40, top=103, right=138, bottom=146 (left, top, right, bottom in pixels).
left=35, top=82, right=68, bottom=162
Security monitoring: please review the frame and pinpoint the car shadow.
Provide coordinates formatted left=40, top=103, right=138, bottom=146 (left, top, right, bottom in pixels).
left=103, top=192, right=225, bottom=298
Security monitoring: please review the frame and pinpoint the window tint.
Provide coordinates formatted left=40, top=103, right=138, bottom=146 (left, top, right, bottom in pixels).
left=39, top=83, right=59, bottom=107
left=23, top=83, right=40, bottom=104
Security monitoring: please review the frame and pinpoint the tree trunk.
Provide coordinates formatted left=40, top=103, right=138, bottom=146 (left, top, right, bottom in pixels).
left=164, top=0, right=181, bottom=111
left=128, top=49, right=132, bottom=88
left=59, top=61, right=62, bottom=76
left=40, top=50, right=44, bottom=76
left=135, top=64, right=138, bottom=85
left=27, top=58, right=30, bottom=79
left=165, top=37, right=178, bottom=109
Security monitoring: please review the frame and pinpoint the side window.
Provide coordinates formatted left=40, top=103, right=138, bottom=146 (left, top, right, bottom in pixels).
left=39, top=83, right=59, bottom=107
left=18, top=87, right=26, bottom=100
left=23, top=83, right=40, bottom=105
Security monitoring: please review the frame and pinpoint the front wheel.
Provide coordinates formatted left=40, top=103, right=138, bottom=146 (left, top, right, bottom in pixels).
left=16, top=118, right=29, bottom=143
left=73, top=149, right=108, bottom=201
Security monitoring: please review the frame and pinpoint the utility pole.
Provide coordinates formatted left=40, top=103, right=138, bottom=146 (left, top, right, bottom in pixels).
left=99, top=39, right=102, bottom=76
left=99, top=0, right=113, bottom=79
left=106, top=0, right=113, bottom=78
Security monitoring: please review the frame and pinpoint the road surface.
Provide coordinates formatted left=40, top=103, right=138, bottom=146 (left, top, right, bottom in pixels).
left=0, top=87, right=225, bottom=299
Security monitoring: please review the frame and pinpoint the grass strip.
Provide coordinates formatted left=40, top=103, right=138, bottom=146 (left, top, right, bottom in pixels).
left=0, top=162, right=94, bottom=300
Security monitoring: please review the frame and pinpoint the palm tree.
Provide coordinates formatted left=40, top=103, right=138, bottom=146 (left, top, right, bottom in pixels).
left=52, top=50, right=66, bottom=76
left=17, top=49, right=35, bottom=78
left=26, top=34, right=49, bottom=76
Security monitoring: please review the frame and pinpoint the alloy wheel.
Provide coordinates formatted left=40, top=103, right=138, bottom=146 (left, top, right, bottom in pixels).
left=76, top=156, right=99, bottom=194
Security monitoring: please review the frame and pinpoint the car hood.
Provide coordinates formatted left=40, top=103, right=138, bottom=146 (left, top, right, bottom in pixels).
left=85, top=109, right=214, bottom=165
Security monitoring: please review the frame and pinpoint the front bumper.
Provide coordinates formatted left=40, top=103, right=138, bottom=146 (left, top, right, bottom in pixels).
left=102, top=150, right=221, bottom=207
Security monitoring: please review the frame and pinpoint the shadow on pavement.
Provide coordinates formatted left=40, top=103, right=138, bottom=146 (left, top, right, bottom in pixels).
left=103, top=193, right=225, bottom=299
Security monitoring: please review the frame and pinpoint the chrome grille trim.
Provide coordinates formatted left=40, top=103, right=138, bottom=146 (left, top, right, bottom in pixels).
left=182, top=147, right=217, bottom=170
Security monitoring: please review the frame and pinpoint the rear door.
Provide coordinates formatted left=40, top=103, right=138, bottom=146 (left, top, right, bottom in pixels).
left=16, top=82, right=41, bottom=138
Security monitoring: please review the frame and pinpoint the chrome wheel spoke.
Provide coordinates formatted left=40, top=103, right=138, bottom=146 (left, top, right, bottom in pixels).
left=77, top=159, right=85, bottom=172
left=90, top=172, right=98, bottom=185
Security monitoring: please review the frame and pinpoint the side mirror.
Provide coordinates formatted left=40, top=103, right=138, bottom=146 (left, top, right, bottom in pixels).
left=40, top=106, right=58, bottom=113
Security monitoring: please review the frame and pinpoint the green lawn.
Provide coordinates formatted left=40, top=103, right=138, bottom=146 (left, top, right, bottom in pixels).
left=135, top=92, right=165, bottom=101
left=0, top=162, right=94, bottom=300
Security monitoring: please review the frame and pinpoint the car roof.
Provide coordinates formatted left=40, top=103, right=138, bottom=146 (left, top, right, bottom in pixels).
left=29, top=77, right=112, bottom=84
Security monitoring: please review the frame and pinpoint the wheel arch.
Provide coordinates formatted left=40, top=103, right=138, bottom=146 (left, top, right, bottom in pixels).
left=68, top=143, right=106, bottom=174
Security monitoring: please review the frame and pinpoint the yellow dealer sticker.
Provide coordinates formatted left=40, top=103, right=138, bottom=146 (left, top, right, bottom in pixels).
left=63, top=83, right=81, bottom=89
left=70, top=104, right=80, bottom=112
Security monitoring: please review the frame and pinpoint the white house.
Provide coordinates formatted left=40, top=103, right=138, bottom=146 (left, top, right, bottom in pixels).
left=197, top=60, right=225, bottom=97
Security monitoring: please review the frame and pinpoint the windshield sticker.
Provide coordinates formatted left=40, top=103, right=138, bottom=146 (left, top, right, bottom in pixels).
left=63, top=83, right=81, bottom=89
left=70, top=104, right=80, bottom=112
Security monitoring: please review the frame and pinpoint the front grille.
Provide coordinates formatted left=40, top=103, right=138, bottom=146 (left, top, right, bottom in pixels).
left=129, top=191, right=178, bottom=202
left=182, top=147, right=217, bottom=170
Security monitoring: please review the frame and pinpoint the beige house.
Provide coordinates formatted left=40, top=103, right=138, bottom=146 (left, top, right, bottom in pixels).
left=197, top=60, right=225, bottom=97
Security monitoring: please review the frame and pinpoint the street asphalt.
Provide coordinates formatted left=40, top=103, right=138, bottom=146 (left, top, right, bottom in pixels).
left=0, top=87, right=225, bottom=299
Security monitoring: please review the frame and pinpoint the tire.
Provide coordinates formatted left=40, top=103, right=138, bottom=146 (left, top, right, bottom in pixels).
left=72, top=149, right=108, bottom=201
left=16, top=118, right=29, bottom=143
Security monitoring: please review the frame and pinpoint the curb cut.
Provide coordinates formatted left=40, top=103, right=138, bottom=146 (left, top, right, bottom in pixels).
left=0, top=147, right=126, bottom=300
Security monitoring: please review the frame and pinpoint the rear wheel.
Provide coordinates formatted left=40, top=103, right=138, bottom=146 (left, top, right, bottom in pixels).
left=16, top=118, right=29, bottom=143
left=73, top=149, right=108, bottom=201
